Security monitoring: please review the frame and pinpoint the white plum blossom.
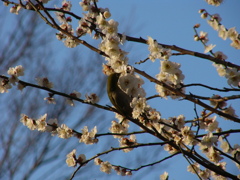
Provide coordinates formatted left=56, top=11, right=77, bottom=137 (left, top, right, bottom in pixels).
left=119, top=135, right=138, bottom=152
left=232, top=144, right=240, bottom=164
left=99, top=34, right=129, bottom=73
left=205, top=116, right=219, bottom=132
left=103, top=10, right=111, bottom=19
left=227, top=27, right=238, bottom=40
left=20, top=114, right=36, bottom=130
left=96, top=14, right=108, bottom=29
left=202, top=12, right=240, bottom=49
left=212, top=63, right=240, bottom=87
left=160, top=171, right=169, bottom=180
left=46, top=118, right=58, bottom=134
left=80, top=126, right=98, bottom=144
left=213, top=63, right=227, bottom=77
left=199, top=169, right=211, bottom=179
left=62, top=0, right=72, bottom=11
left=100, top=161, right=112, bottom=174
left=207, top=18, right=219, bottom=31
left=206, top=146, right=223, bottom=163
left=200, top=132, right=218, bottom=148
left=7, top=65, right=24, bottom=84
left=147, top=36, right=171, bottom=61
left=118, top=73, right=146, bottom=98
left=164, top=144, right=179, bottom=154
left=199, top=31, right=209, bottom=44
left=200, top=13, right=208, bottom=19
left=66, top=90, right=81, bottom=106
left=85, top=93, right=99, bottom=103
left=77, top=154, right=86, bottom=164
left=7, top=65, right=24, bottom=77
left=36, top=114, right=47, bottom=132
left=10, top=5, right=22, bottom=15
left=55, top=12, right=66, bottom=24
left=0, top=78, right=12, bottom=93
left=146, top=107, right=161, bottom=122
left=230, top=39, right=240, bottom=49
left=174, top=114, right=185, bottom=129
left=155, top=60, right=185, bottom=99
left=222, top=105, right=238, bottom=119
left=94, top=158, right=102, bottom=165
left=93, top=9, right=128, bottom=73
left=79, top=1, right=91, bottom=11
left=161, top=60, right=180, bottom=74
left=109, top=121, right=128, bottom=138
left=187, top=162, right=200, bottom=174
left=205, top=0, right=223, bottom=6
left=218, top=25, right=228, bottom=40
left=102, top=19, right=118, bottom=37
left=56, top=124, right=73, bottom=139
left=36, top=77, right=54, bottom=89
left=44, top=96, right=56, bottom=104
left=219, top=137, right=231, bottom=153
left=181, top=126, right=196, bottom=145
left=66, top=149, right=77, bottom=167
left=214, top=51, right=227, bottom=61
left=204, top=44, right=216, bottom=53
left=64, top=36, right=79, bottom=48
left=130, top=97, right=148, bottom=119
left=66, top=149, right=86, bottom=167
left=20, top=114, right=47, bottom=132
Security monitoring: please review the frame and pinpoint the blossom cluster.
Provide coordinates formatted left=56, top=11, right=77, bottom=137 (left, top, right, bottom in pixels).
left=66, top=90, right=81, bottom=106
left=94, top=158, right=132, bottom=176
left=204, top=0, right=223, bottom=6
left=160, top=171, right=169, bottom=180
left=54, top=1, right=79, bottom=48
left=79, top=126, right=98, bottom=144
left=117, top=72, right=149, bottom=119
left=66, top=149, right=86, bottom=167
left=187, top=160, right=240, bottom=180
left=194, top=30, right=216, bottom=53
left=148, top=111, right=240, bottom=177
left=78, top=0, right=129, bottom=73
left=20, top=114, right=47, bottom=131
left=199, top=10, right=240, bottom=49
left=36, top=77, right=54, bottom=88
left=149, top=113, right=236, bottom=169
left=9, top=4, right=22, bottom=15
left=119, top=134, right=138, bottom=152
left=155, top=60, right=185, bottom=99
left=84, top=93, right=99, bottom=104
left=147, top=36, right=172, bottom=61
left=1, top=65, right=25, bottom=92
left=7, top=0, right=52, bottom=15
left=109, top=115, right=137, bottom=152
left=213, top=63, right=240, bottom=88
left=20, top=114, right=98, bottom=144
left=20, top=114, right=74, bottom=138
left=109, top=119, right=129, bottom=138
left=210, top=94, right=238, bottom=119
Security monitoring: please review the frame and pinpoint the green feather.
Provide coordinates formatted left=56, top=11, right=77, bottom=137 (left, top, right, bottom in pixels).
left=107, top=73, right=133, bottom=118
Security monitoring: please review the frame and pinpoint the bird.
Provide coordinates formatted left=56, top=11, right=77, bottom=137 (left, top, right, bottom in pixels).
left=107, top=73, right=133, bottom=118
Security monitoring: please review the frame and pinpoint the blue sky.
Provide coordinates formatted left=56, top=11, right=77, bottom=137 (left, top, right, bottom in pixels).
left=1, top=0, right=240, bottom=179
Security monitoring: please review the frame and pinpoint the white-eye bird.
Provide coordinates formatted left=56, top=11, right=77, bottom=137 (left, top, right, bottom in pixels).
left=107, top=73, right=133, bottom=118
